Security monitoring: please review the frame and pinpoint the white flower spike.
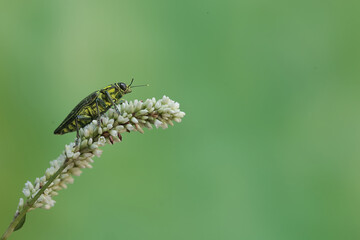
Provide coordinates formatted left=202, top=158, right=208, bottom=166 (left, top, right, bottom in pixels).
left=2, top=96, right=184, bottom=239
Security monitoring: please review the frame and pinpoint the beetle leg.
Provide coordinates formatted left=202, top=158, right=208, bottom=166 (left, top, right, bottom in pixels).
left=75, top=115, right=92, bottom=146
left=104, top=90, right=121, bottom=115
left=75, top=117, right=80, bottom=146
left=96, top=98, right=108, bottom=126
left=95, top=99, right=101, bottom=128
left=97, top=97, right=107, bottom=108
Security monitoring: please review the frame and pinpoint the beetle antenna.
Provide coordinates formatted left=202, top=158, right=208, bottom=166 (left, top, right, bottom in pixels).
left=131, top=84, right=149, bottom=88
left=129, top=78, right=134, bottom=87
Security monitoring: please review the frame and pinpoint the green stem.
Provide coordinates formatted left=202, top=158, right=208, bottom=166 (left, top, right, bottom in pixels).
left=1, top=159, right=70, bottom=240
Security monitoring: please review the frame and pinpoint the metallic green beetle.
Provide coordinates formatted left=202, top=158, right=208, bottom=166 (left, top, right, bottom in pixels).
left=54, top=79, right=144, bottom=143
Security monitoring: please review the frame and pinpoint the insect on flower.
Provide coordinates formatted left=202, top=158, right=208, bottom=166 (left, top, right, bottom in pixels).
left=54, top=79, right=147, bottom=144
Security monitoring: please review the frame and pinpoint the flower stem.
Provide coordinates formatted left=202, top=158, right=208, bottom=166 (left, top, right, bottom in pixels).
left=1, top=159, right=70, bottom=240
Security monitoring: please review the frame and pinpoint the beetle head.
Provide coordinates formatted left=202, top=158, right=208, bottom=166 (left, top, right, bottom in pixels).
left=116, top=80, right=132, bottom=94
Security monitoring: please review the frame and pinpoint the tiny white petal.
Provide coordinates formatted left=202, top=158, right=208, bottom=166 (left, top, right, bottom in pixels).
left=145, top=122, right=153, bottom=129
left=66, top=151, right=74, bottom=158
left=98, top=136, right=106, bottom=146
left=154, top=119, right=162, bottom=128
left=146, top=102, right=153, bottom=110
left=73, top=152, right=81, bottom=159
left=45, top=169, right=52, bottom=179
left=118, top=116, right=129, bottom=124
left=18, top=198, right=24, bottom=208
left=34, top=203, right=43, bottom=208
left=70, top=168, right=82, bottom=176
left=81, top=139, right=88, bottom=148
left=126, top=124, right=134, bottom=131
left=110, top=130, right=118, bottom=137
left=35, top=178, right=40, bottom=185
left=137, top=126, right=144, bottom=134
left=64, top=177, right=74, bottom=184
left=23, top=188, right=31, bottom=198
left=131, top=117, right=138, bottom=124
left=173, top=118, right=182, bottom=123
left=93, top=149, right=103, bottom=157
left=40, top=176, right=47, bottom=183
left=52, top=186, right=62, bottom=191
left=65, top=144, right=72, bottom=152
left=84, top=129, right=90, bottom=138
left=90, top=143, right=98, bottom=150
left=85, top=163, right=93, bottom=168
left=155, top=101, right=161, bottom=109
left=83, top=153, right=94, bottom=158
left=26, top=181, right=34, bottom=191
left=61, top=173, right=69, bottom=178
left=116, top=125, right=124, bottom=131
left=138, top=109, right=148, bottom=115
left=44, top=204, right=51, bottom=210
left=53, top=179, right=61, bottom=185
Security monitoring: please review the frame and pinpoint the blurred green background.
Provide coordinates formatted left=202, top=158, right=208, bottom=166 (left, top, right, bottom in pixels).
left=1, top=0, right=360, bottom=239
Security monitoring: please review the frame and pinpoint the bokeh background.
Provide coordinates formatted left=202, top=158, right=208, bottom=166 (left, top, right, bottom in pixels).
left=1, top=0, right=360, bottom=239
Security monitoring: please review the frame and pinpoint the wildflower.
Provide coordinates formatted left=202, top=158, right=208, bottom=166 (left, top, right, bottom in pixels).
left=17, top=96, right=185, bottom=212
left=6, top=96, right=184, bottom=236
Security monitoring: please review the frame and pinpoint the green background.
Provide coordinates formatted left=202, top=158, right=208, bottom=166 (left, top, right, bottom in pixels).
left=1, top=0, right=360, bottom=239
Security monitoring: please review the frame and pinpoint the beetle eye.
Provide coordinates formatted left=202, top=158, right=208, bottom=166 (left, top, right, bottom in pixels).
left=119, top=83, right=127, bottom=91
